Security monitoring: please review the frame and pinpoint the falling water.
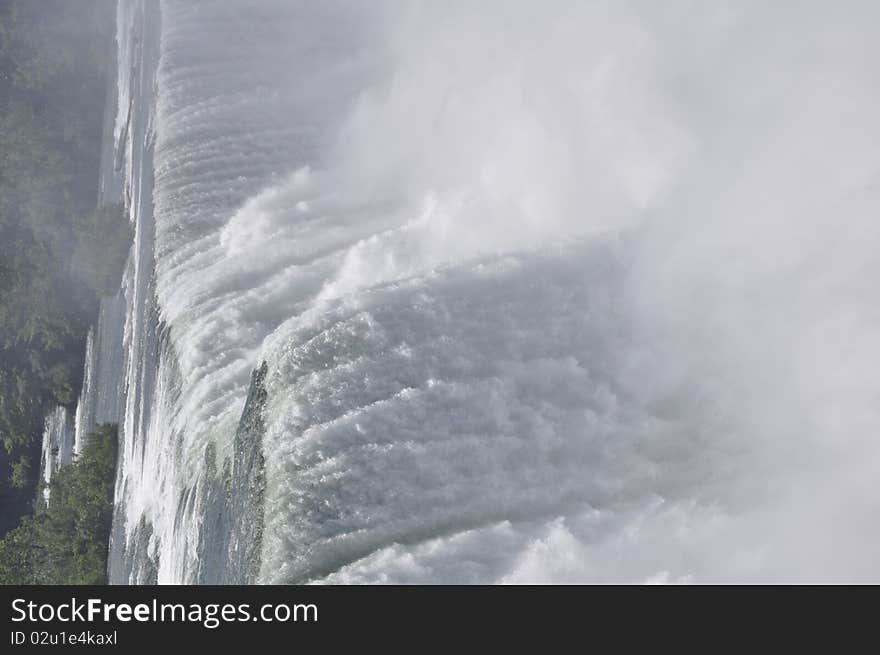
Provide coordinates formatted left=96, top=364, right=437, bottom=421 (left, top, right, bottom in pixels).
left=38, top=407, right=75, bottom=504
left=77, top=0, right=880, bottom=583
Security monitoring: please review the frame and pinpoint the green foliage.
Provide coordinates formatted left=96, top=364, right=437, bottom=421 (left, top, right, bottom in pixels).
left=0, top=0, right=116, bottom=537
left=0, top=517, right=35, bottom=584
left=0, top=424, right=118, bottom=585
left=8, top=454, right=31, bottom=489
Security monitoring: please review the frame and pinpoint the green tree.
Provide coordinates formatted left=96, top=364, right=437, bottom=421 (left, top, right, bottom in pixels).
left=8, top=454, right=31, bottom=489
left=0, top=517, right=35, bottom=584
left=0, top=424, right=118, bottom=585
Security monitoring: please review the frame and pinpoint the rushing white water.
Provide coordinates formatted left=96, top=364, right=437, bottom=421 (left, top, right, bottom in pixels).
left=102, top=0, right=880, bottom=583
left=39, top=407, right=75, bottom=503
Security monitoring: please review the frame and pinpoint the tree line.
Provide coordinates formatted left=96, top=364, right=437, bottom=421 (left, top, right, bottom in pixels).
left=0, top=423, right=118, bottom=584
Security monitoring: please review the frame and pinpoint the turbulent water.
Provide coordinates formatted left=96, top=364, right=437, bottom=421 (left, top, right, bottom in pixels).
left=61, top=0, right=880, bottom=583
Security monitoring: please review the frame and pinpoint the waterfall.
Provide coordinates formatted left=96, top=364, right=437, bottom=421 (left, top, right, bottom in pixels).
left=107, top=0, right=163, bottom=584
left=38, top=407, right=75, bottom=504
left=73, top=329, right=96, bottom=455
left=74, top=293, right=127, bottom=456
left=88, top=0, right=880, bottom=583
